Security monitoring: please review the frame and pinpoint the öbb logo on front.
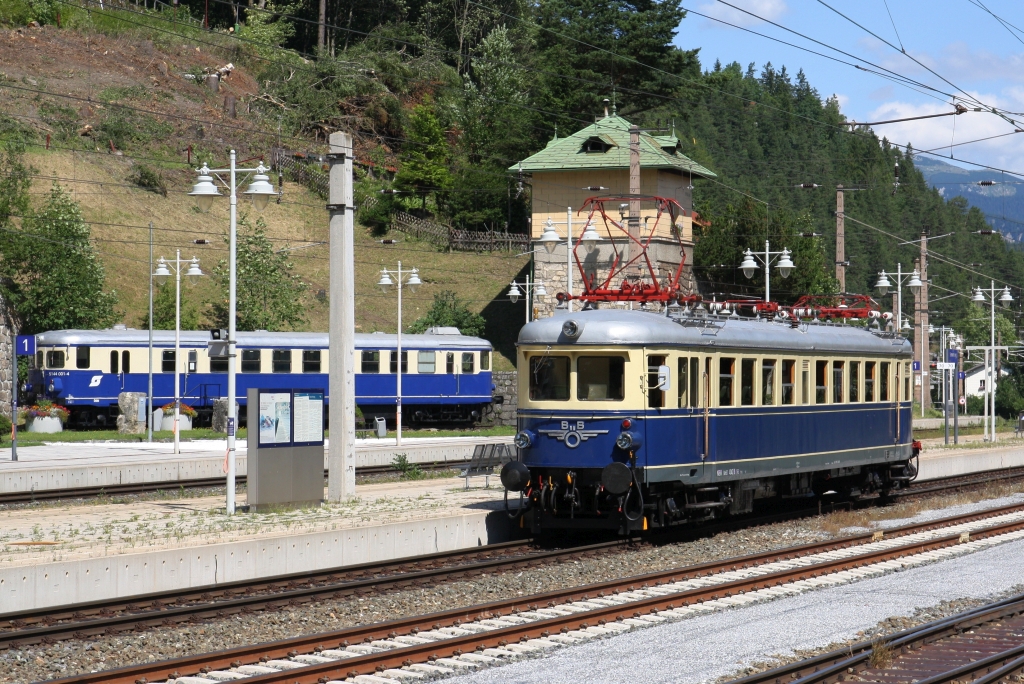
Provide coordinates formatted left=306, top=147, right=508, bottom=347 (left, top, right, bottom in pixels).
left=538, top=421, right=609, bottom=449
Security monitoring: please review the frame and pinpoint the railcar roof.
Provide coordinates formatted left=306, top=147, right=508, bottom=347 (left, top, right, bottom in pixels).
left=35, top=329, right=492, bottom=350
left=518, top=309, right=913, bottom=357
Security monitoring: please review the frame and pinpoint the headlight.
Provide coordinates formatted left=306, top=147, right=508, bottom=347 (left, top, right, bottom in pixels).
left=561, top=319, right=583, bottom=339
left=616, top=431, right=642, bottom=451
left=514, top=430, right=534, bottom=449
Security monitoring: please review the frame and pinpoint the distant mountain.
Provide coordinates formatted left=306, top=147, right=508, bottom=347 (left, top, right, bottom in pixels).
left=915, top=156, right=1024, bottom=244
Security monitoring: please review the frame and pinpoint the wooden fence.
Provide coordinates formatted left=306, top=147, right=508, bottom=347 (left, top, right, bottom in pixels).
left=392, top=211, right=529, bottom=253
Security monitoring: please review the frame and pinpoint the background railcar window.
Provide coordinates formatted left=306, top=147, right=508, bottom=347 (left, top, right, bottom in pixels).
left=273, top=350, right=292, bottom=373
left=578, top=356, right=625, bottom=401
left=762, top=359, right=777, bottom=405
left=241, top=349, right=261, bottom=373
left=647, top=355, right=666, bottom=408
left=678, top=357, right=688, bottom=407
left=211, top=353, right=229, bottom=373
left=418, top=351, right=436, bottom=374
left=162, top=350, right=176, bottom=373
left=530, top=356, right=570, bottom=401
left=390, top=351, right=408, bottom=374
left=361, top=351, right=381, bottom=373
left=110, top=350, right=119, bottom=374
left=446, top=352, right=455, bottom=374
left=815, top=360, right=828, bottom=404
left=122, top=350, right=130, bottom=374
left=719, top=358, right=735, bottom=406
left=865, top=362, right=876, bottom=401
left=46, top=350, right=65, bottom=368
left=302, top=350, right=321, bottom=373
left=849, top=361, right=860, bottom=402
left=832, top=361, right=845, bottom=403
left=76, top=346, right=91, bottom=369
left=782, top=360, right=795, bottom=405
left=188, top=350, right=197, bottom=373
left=740, top=358, right=755, bottom=406
left=36, top=350, right=43, bottom=368
left=904, top=362, right=911, bottom=401
left=462, top=352, right=474, bottom=374
left=880, top=362, right=891, bottom=401
left=480, top=351, right=490, bottom=371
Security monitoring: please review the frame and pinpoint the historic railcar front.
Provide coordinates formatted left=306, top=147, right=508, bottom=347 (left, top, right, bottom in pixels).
left=502, top=309, right=916, bottom=535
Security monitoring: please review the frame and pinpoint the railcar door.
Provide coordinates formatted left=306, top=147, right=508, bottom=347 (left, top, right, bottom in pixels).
left=643, top=351, right=704, bottom=484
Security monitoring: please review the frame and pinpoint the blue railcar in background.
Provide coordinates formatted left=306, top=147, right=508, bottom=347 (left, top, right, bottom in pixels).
left=28, top=327, right=494, bottom=428
left=501, top=309, right=919, bottom=535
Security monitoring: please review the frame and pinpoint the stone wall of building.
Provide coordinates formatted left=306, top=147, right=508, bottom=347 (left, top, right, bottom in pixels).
left=490, top=370, right=518, bottom=426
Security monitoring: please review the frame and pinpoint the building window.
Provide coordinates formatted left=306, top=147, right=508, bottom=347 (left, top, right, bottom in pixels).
left=110, top=350, right=119, bottom=375
left=462, top=352, right=474, bottom=374
left=390, top=351, right=408, bottom=373
left=302, top=350, right=321, bottom=373
left=480, top=351, right=490, bottom=371
left=762, top=359, right=777, bottom=405
left=719, top=358, right=735, bottom=406
left=76, top=346, right=91, bottom=369
left=122, top=350, right=130, bottom=374
left=529, top=356, right=570, bottom=401
left=577, top=356, right=624, bottom=401
left=418, top=351, right=436, bottom=374
left=241, top=349, right=261, bottom=373
left=273, top=350, right=292, bottom=373
left=782, top=360, right=795, bottom=405
left=361, top=351, right=380, bottom=374
left=162, top=350, right=176, bottom=373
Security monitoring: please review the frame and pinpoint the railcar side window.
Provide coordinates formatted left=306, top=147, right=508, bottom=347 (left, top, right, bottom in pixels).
left=46, top=350, right=65, bottom=368
left=446, top=353, right=455, bottom=374
left=162, top=350, right=176, bottom=373
left=647, top=355, right=666, bottom=408
left=740, top=359, right=755, bottom=406
left=273, top=350, right=292, bottom=373
left=904, top=362, right=911, bottom=401
left=719, top=358, right=735, bottom=406
left=880, top=362, right=891, bottom=401
left=110, top=350, right=119, bottom=374
left=241, top=350, right=261, bottom=373
left=690, top=358, right=700, bottom=408
left=462, top=353, right=474, bottom=374
left=302, top=350, right=321, bottom=373
left=188, top=350, right=197, bottom=373
left=480, top=351, right=490, bottom=371
left=530, top=356, right=570, bottom=401
left=781, top=360, right=795, bottom=405
left=849, top=361, right=860, bottom=402
left=122, top=350, right=130, bottom=374
left=762, top=359, right=777, bottom=405
left=76, top=346, right=91, bottom=369
left=678, top=357, right=688, bottom=407
left=802, top=360, right=810, bottom=405
left=211, top=354, right=229, bottom=373
left=361, top=351, right=381, bottom=374
left=865, top=362, right=876, bottom=401
left=815, top=360, right=828, bottom=404
left=578, top=356, right=625, bottom=401
left=390, top=351, right=408, bottom=374
left=832, top=361, right=844, bottom=404
left=419, top=351, right=436, bottom=374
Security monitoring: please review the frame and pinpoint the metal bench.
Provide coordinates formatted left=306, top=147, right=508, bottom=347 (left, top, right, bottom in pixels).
left=460, top=444, right=512, bottom=489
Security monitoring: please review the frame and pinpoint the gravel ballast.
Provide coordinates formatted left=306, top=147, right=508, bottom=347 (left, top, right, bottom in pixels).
left=3, top=490, right=1023, bottom=683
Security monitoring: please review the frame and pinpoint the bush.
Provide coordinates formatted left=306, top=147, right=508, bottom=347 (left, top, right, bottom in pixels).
left=39, top=102, right=79, bottom=141
left=0, top=413, right=10, bottom=441
left=966, top=395, right=985, bottom=415
left=128, top=164, right=167, bottom=196
left=96, top=107, right=172, bottom=151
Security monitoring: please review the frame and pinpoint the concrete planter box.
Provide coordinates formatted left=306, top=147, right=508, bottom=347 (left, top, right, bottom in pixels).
left=27, top=416, right=64, bottom=433
left=161, top=413, right=192, bottom=432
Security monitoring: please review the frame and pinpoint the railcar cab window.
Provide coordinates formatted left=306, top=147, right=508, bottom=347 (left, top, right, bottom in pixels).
left=578, top=356, right=625, bottom=401
left=46, top=350, right=65, bottom=368
left=162, top=350, right=175, bottom=373
left=462, top=353, right=474, bottom=374
left=849, top=361, right=860, bottom=402
left=110, top=350, right=119, bottom=375
left=241, top=349, right=261, bottom=373
left=762, top=359, right=777, bottom=405
left=740, top=358, right=755, bottom=406
left=832, top=361, right=845, bottom=404
left=390, top=351, right=408, bottom=374
left=302, top=350, right=321, bottom=373
left=816, top=360, right=828, bottom=404
left=529, top=356, right=569, bottom=401
left=865, top=362, right=876, bottom=401
left=361, top=351, right=381, bottom=373
left=782, top=360, right=795, bottom=405
left=418, top=351, right=436, bottom=374
left=719, top=358, right=735, bottom=406
left=480, top=351, right=490, bottom=371
left=273, top=350, right=292, bottom=373
left=880, top=362, right=891, bottom=401
left=677, top=357, right=700, bottom=409
left=647, top=355, right=666, bottom=408
left=76, top=346, right=90, bottom=369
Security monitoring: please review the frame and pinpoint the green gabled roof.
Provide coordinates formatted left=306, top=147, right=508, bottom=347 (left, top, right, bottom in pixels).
left=510, top=115, right=716, bottom=178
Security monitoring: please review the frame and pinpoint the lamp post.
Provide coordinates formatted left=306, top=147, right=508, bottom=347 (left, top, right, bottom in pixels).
left=971, top=282, right=1012, bottom=442
left=153, top=252, right=204, bottom=455
left=738, top=240, right=795, bottom=302
left=874, top=264, right=922, bottom=335
left=508, top=275, right=547, bottom=325
left=535, top=211, right=602, bottom=312
left=189, top=152, right=278, bottom=515
left=378, top=262, right=421, bottom=447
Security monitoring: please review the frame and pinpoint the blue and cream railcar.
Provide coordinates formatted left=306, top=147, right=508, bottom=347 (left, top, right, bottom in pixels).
left=28, top=328, right=494, bottom=428
left=501, top=310, right=916, bottom=535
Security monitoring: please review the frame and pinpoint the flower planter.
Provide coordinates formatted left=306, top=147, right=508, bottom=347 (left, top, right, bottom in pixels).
left=27, top=416, right=64, bottom=433
left=162, top=414, right=192, bottom=432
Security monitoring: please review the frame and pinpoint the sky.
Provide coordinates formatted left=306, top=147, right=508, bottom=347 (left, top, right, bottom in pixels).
left=675, top=0, right=1024, bottom=176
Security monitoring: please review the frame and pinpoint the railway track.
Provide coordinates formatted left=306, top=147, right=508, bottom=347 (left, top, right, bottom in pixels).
left=4, top=465, right=1024, bottom=652
left=727, top=592, right=1024, bottom=684
left=35, top=498, right=1024, bottom=684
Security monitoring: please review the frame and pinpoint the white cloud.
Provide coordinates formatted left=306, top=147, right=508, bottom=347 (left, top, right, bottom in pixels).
left=833, top=93, right=850, bottom=111
left=877, top=42, right=1024, bottom=86
left=695, top=0, right=788, bottom=29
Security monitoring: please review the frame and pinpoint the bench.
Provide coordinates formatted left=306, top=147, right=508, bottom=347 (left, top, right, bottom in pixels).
left=460, top=443, right=513, bottom=489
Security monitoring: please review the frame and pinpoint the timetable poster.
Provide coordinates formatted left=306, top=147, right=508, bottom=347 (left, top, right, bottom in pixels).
left=293, top=391, right=324, bottom=444
left=258, top=392, right=292, bottom=446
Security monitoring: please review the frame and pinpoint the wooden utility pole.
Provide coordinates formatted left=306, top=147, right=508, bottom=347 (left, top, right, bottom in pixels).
left=328, top=132, right=356, bottom=500
left=836, top=186, right=845, bottom=292
left=918, top=230, right=929, bottom=417
left=318, top=0, right=325, bottom=51
left=628, top=125, right=640, bottom=264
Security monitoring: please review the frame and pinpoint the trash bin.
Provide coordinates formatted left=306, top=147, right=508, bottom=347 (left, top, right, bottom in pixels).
left=375, top=416, right=387, bottom=439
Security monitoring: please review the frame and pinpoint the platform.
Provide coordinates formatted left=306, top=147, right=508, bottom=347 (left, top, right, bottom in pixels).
left=916, top=437, right=1024, bottom=480
left=0, top=475, right=518, bottom=613
left=0, top=435, right=513, bottom=495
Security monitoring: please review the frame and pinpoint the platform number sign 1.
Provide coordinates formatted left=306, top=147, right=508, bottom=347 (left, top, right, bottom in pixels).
left=16, top=335, right=35, bottom=357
